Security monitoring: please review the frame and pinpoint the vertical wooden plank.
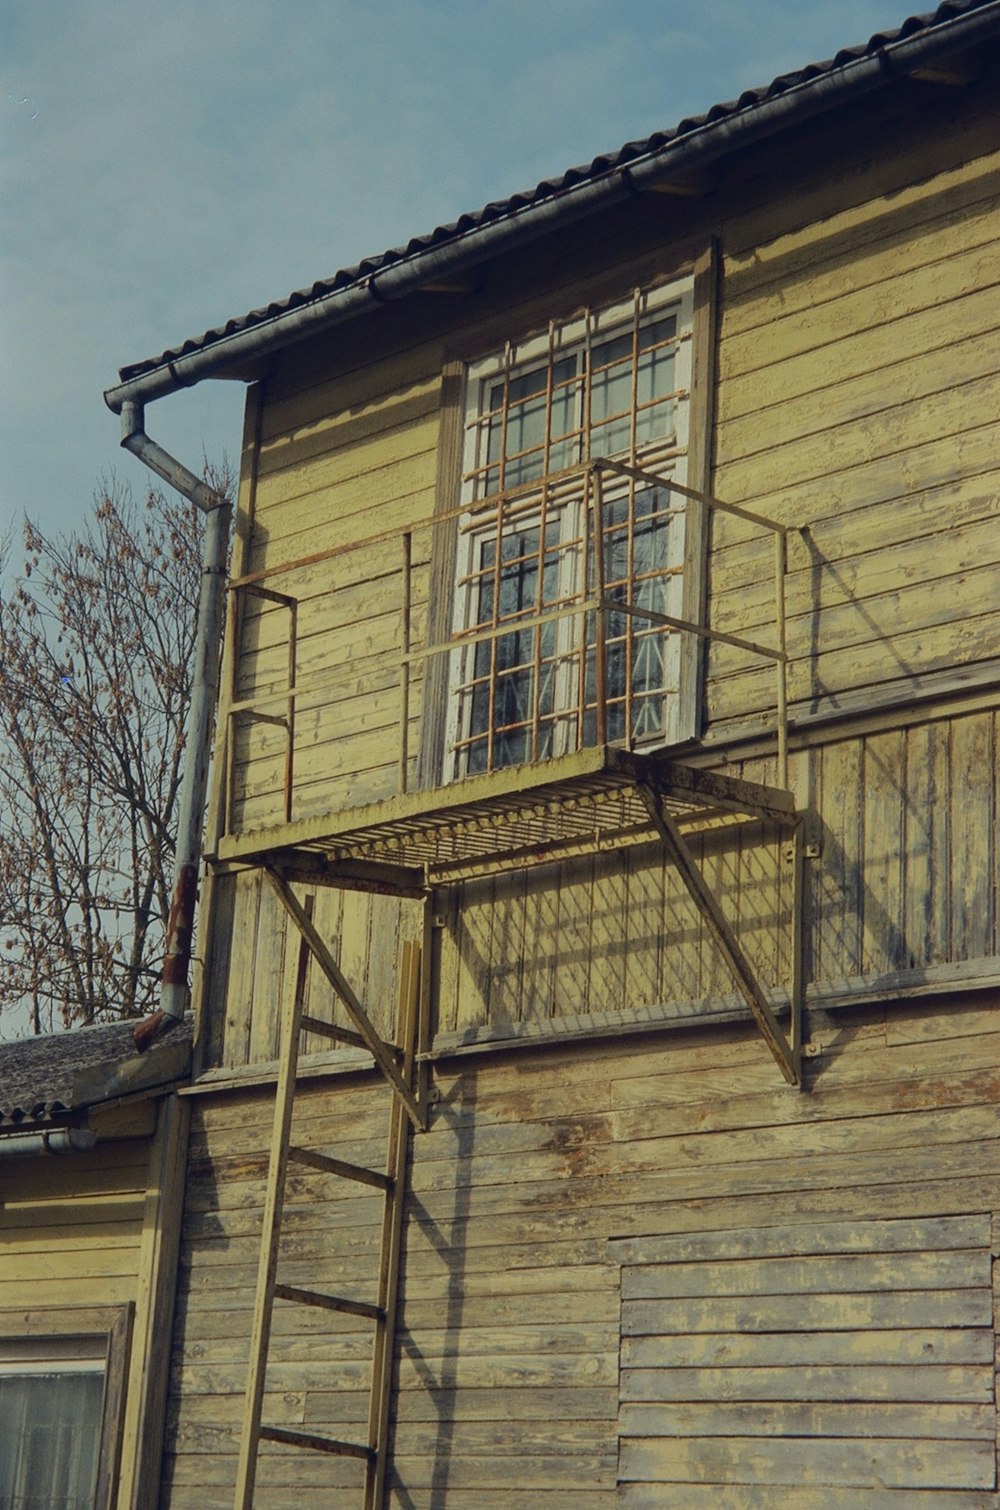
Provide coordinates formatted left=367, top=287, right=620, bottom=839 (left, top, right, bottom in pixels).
left=300, top=884, right=343, bottom=1054
left=739, top=756, right=784, bottom=997
left=678, top=241, right=720, bottom=741
left=249, top=878, right=288, bottom=1065
left=588, top=849, right=629, bottom=1015
left=193, top=382, right=263, bottom=1077
left=366, top=894, right=404, bottom=1044
left=223, top=870, right=263, bottom=1068
left=623, top=846, right=664, bottom=1013
left=434, top=884, right=461, bottom=1037
left=553, top=856, right=594, bottom=1017
left=861, top=730, right=907, bottom=976
left=949, top=711, right=996, bottom=964
left=417, top=362, right=465, bottom=790
left=659, top=851, right=701, bottom=1008
left=903, top=720, right=951, bottom=970
left=200, top=870, right=238, bottom=1072
left=519, top=863, right=560, bottom=1022
left=490, top=872, right=528, bottom=1026
left=699, top=826, right=737, bottom=1001
left=452, top=874, right=495, bottom=1032
left=340, top=889, right=375, bottom=1038
left=814, top=739, right=864, bottom=982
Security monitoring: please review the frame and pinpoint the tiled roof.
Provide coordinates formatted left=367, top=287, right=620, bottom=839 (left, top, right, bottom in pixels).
left=0, top=1018, right=192, bottom=1130
left=117, top=0, right=995, bottom=384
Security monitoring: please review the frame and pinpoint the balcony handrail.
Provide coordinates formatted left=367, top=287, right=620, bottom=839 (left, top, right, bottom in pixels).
left=222, top=457, right=791, bottom=836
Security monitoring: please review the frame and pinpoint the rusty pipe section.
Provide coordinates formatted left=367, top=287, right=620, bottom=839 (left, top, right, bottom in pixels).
left=120, top=403, right=231, bottom=1050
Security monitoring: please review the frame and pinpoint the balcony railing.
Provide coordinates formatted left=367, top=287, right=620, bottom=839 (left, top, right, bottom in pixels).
left=221, top=457, right=791, bottom=837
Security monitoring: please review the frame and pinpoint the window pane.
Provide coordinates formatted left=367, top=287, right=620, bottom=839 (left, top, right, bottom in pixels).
left=485, top=357, right=577, bottom=492
left=0, top=1371, right=103, bottom=1510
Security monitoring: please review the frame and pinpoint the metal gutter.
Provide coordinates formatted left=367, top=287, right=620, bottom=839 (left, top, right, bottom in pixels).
left=119, top=405, right=232, bottom=1051
left=0, top=1127, right=98, bottom=1159
left=104, top=0, right=1000, bottom=413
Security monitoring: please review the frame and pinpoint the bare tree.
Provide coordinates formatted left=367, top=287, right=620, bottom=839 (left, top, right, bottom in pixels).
left=0, top=479, right=221, bottom=1033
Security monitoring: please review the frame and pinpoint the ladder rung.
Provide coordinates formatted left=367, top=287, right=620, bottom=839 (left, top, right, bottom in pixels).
left=259, top=1424, right=373, bottom=1461
left=273, top=1283, right=383, bottom=1321
left=299, top=1014, right=369, bottom=1050
left=288, top=1146, right=392, bottom=1190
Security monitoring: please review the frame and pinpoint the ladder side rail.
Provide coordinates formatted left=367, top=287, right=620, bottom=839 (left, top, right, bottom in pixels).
left=366, top=938, right=422, bottom=1508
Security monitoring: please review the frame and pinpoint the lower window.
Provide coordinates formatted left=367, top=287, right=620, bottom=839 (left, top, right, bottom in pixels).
left=0, top=1307, right=131, bottom=1510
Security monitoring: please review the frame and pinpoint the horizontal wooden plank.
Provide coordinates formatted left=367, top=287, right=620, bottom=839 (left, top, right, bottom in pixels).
left=720, top=272, right=1000, bottom=424
left=721, top=234, right=1000, bottom=382
left=260, top=340, right=440, bottom=437
left=723, top=148, right=1000, bottom=335
left=610, top=1213, right=990, bottom=1265
left=618, top=1288, right=992, bottom=1337
left=163, top=1447, right=617, bottom=1490
left=391, top=1385, right=616, bottom=1423
left=619, top=1485, right=995, bottom=1510
left=253, top=413, right=439, bottom=514
left=619, top=1433, right=994, bottom=1489
left=712, top=503, right=1000, bottom=638
left=246, top=483, right=435, bottom=572
left=620, top=1363, right=993, bottom=1404
left=172, top=1350, right=618, bottom=1399
left=621, top=1249, right=990, bottom=1300
left=258, top=378, right=440, bottom=476
left=719, top=365, right=1000, bottom=516
left=384, top=1419, right=610, bottom=1456
left=720, top=317, right=1000, bottom=471
left=0, top=1277, right=140, bottom=1310
left=620, top=1327, right=993, bottom=1367
left=619, top=1399, right=996, bottom=1441
left=0, top=1245, right=144, bottom=1283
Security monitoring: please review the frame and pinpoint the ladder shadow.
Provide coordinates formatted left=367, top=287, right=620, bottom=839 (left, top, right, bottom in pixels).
left=393, top=1075, right=476, bottom=1507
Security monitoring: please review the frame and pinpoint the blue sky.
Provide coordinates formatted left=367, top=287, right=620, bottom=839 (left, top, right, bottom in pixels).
left=2, top=0, right=914, bottom=537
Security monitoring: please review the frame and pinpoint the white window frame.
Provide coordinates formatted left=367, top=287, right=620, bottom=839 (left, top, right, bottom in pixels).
left=446, top=276, right=695, bottom=780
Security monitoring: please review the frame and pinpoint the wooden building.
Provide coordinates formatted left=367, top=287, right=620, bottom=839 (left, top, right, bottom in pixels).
left=104, top=0, right=1000, bottom=1503
left=0, top=1020, right=190, bottom=1509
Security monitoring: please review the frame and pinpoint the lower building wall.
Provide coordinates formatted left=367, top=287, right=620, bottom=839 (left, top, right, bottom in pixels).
left=0, top=1110, right=176, bottom=1510
left=167, top=994, right=1000, bottom=1507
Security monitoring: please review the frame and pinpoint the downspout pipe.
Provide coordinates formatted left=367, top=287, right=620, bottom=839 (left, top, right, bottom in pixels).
left=120, top=402, right=232, bottom=1052
left=103, top=0, right=1000, bottom=413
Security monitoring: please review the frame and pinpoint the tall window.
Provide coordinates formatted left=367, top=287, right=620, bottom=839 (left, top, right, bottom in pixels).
left=449, top=278, right=693, bottom=777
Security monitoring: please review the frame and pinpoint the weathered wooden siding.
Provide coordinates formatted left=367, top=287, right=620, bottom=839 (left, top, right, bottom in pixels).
left=203, top=85, right=1000, bottom=1069
left=707, top=141, right=1000, bottom=730
left=207, top=702, right=998, bottom=1063
left=226, top=115, right=1000, bottom=830
left=165, top=994, right=1000, bottom=1506
left=0, top=1126, right=168, bottom=1509
left=0, top=1137, right=149, bottom=1311
left=231, top=357, right=441, bottom=832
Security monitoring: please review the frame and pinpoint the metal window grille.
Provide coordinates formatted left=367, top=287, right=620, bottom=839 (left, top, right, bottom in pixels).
left=451, top=284, right=692, bottom=776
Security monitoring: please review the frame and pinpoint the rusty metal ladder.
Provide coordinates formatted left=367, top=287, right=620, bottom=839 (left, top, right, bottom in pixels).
left=233, top=872, right=427, bottom=1509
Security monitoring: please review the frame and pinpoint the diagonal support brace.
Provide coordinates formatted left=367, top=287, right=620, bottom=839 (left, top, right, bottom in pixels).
left=264, top=868, right=426, bottom=1128
left=636, top=783, right=800, bottom=1087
